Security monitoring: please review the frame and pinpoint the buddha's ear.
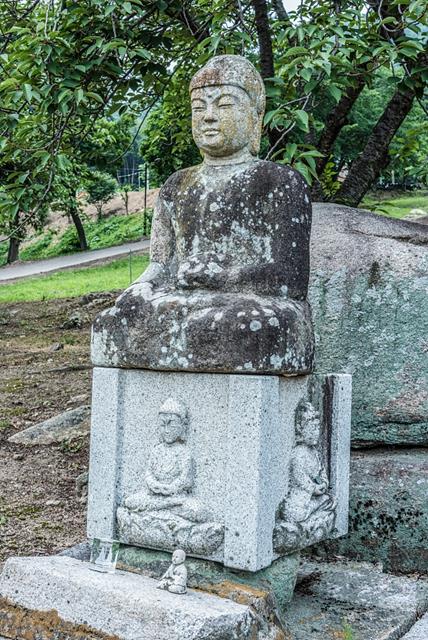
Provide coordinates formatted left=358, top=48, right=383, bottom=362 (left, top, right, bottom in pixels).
left=249, top=108, right=263, bottom=157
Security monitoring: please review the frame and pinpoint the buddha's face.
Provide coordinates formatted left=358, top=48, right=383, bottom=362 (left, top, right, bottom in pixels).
left=191, top=85, right=255, bottom=158
left=298, top=407, right=321, bottom=446
left=159, top=411, right=186, bottom=444
left=172, top=549, right=186, bottom=565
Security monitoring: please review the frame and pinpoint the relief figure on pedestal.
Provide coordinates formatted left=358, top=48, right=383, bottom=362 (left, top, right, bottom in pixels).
left=274, top=401, right=336, bottom=553
left=117, top=398, right=224, bottom=555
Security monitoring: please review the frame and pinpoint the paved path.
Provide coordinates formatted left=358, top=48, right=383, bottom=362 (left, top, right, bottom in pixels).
left=0, top=239, right=150, bottom=282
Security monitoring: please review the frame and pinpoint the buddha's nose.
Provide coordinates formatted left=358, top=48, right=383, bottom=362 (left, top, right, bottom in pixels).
left=204, top=105, right=217, bottom=122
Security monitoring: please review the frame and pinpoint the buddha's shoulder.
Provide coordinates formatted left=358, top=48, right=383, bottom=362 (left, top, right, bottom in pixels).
left=159, top=165, right=202, bottom=199
left=245, top=160, right=308, bottom=190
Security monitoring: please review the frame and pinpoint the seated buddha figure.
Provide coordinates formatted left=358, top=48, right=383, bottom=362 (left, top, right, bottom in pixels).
left=121, top=398, right=208, bottom=522
left=116, top=398, right=224, bottom=555
left=92, top=55, right=314, bottom=375
left=274, top=401, right=336, bottom=552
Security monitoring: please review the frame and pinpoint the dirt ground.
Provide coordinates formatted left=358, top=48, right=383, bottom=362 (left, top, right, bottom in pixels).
left=0, top=292, right=117, bottom=564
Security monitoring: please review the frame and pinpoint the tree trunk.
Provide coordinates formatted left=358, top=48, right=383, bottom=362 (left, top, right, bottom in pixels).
left=6, top=211, right=21, bottom=264
left=272, top=0, right=289, bottom=21
left=70, top=207, right=88, bottom=251
left=251, top=0, right=283, bottom=149
left=316, top=75, right=367, bottom=177
left=7, top=235, right=20, bottom=264
left=335, top=80, right=420, bottom=206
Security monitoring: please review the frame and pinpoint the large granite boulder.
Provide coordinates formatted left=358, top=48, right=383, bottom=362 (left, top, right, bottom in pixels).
left=319, top=449, right=428, bottom=573
left=310, top=203, right=428, bottom=447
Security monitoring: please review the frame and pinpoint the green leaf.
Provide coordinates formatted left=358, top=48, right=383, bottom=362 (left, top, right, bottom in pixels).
left=284, top=47, right=308, bottom=57
left=56, top=154, right=70, bottom=171
left=86, top=91, right=104, bottom=104
left=17, top=172, right=30, bottom=184
left=23, top=83, right=32, bottom=102
left=295, top=110, right=309, bottom=131
left=104, top=4, right=116, bottom=16
left=75, top=88, right=84, bottom=105
left=301, top=68, right=312, bottom=82
left=58, top=88, right=72, bottom=103
left=328, top=85, right=342, bottom=103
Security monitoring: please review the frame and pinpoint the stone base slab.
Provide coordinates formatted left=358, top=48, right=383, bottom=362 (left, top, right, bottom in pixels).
left=117, top=543, right=300, bottom=611
left=0, top=556, right=260, bottom=640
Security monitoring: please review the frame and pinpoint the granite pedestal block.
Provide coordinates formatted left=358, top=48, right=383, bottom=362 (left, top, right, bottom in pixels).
left=87, top=367, right=351, bottom=572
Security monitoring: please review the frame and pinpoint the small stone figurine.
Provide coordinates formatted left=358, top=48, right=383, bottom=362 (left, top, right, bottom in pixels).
left=157, top=549, right=188, bottom=595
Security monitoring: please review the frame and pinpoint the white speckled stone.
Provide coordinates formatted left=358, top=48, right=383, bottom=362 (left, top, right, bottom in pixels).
left=0, top=556, right=257, bottom=640
left=402, top=614, right=428, bottom=639
left=88, top=368, right=351, bottom=572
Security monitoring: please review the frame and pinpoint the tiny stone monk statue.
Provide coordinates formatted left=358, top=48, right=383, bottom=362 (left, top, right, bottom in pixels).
left=157, top=549, right=188, bottom=595
left=92, top=55, right=314, bottom=375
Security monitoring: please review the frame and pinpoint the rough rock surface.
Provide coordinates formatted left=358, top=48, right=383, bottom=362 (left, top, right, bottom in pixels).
left=310, top=203, right=428, bottom=446
left=5, top=551, right=427, bottom=640
left=318, top=449, right=428, bottom=573
left=285, top=560, right=428, bottom=640
left=0, top=555, right=264, bottom=640
left=402, top=613, right=428, bottom=639
left=8, top=405, right=90, bottom=446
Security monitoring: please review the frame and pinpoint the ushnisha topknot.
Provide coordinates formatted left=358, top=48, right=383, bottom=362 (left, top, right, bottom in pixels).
left=159, top=397, right=188, bottom=421
left=189, top=54, right=266, bottom=115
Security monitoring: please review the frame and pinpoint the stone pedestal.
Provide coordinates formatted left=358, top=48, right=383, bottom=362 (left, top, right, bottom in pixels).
left=87, top=367, right=351, bottom=574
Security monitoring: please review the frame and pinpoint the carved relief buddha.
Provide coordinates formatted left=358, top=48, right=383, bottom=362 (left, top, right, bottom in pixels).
left=274, top=401, right=336, bottom=552
left=92, top=55, right=314, bottom=375
left=117, top=399, right=224, bottom=555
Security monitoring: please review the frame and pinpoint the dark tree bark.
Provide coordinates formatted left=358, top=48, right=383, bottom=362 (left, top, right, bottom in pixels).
left=271, top=0, right=289, bottom=22
left=251, top=0, right=284, bottom=149
left=7, top=235, right=20, bottom=264
left=252, top=0, right=274, bottom=78
left=311, top=74, right=367, bottom=201
left=6, top=211, right=21, bottom=264
left=335, top=80, right=419, bottom=206
left=69, top=206, right=88, bottom=251
left=315, top=74, right=367, bottom=177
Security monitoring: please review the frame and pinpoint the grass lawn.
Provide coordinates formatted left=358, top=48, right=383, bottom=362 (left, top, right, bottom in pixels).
left=0, top=255, right=149, bottom=303
left=362, top=190, right=428, bottom=219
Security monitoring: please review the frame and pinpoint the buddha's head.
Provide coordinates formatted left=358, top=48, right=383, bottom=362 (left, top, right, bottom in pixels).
left=295, top=401, right=321, bottom=446
left=158, top=397, right=188, bottom=444
left=172, top=549, right=186, bottom=565
left=190, top=55, right=265, bottom=160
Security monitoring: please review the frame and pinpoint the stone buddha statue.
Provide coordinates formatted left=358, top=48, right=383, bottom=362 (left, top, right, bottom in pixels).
left=92, top=55, right=314, bottom=375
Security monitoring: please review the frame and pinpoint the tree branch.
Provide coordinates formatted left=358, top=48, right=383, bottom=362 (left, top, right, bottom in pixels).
left=271, top=0, right=289, bottom=22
